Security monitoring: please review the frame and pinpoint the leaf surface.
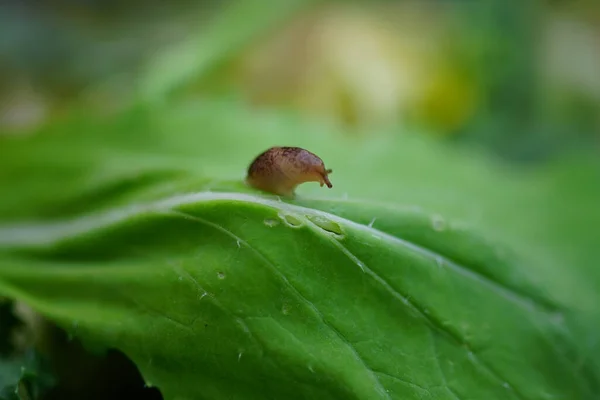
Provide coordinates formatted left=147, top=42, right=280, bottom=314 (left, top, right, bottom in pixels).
left=0, top=100, right=599, bottom=399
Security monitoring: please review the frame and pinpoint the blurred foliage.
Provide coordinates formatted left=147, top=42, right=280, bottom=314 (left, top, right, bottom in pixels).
left=0, top=302, right=56, bottom=400
left=0, top=349, right=55, bottom=400
left=1, top=0, right=599, bottom=161
left=0, top=299, right=21, bottom=356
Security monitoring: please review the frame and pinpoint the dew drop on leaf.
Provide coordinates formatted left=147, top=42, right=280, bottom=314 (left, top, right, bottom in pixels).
left=217, top=272, right=226, bottom=279
left=263, top=218, right=279, bottom=227
left=306, top=215, right=344, bottom=237
left=277, top=212, right=303, bottom=227
left=431, top=214, right=447, bottom=231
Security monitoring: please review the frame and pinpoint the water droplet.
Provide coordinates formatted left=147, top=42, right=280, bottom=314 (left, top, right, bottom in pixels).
left=145, top=381, right=153, bottom=388
left=431, top=214, right=446, bottom=231
left=278, top=212, right=303, bottom=227
left=236, top=240, right=241, bottom=248
left=308, top=365, right=315, bottom=373
left=306, top=215, right=344, bottom=237
left=354, top=259, right=367, bottom=273
left=217, top=272, right=226, bottom=279
left=502, top=382, right=511, bottom=389
left=200, top=292, right=208, bottom=300
left=238, top=351, right=243, bottom=362
left=236, top=319, right=250, bottom=333
left=282, top=304, right=291, bottom=315
left=435, top=256, right=444, bottom=267
left=263, top=218, right=279, bottom=227
left=368, top=217, right=376, bottom=228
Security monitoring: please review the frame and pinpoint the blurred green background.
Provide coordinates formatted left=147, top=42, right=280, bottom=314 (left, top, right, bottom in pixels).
left=1, top=0, right=598, bottom=160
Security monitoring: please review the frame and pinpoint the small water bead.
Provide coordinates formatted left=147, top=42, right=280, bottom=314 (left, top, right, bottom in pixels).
left=277, top=212, right=304, bottom=227
left=431, top=214, right=447, bottom=231
left=306, top=215, right=344, bottom=237
left=217, top=272, right=226, bottom=279
left=263, top=218, right=279, bottom=227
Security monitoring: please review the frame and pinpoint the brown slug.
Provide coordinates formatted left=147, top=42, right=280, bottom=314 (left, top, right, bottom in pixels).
left=246, top=146, right=333, bottom=197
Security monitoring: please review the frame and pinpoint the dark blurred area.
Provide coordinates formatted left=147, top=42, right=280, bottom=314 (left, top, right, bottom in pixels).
left=1, top=0, right=598, bottom=161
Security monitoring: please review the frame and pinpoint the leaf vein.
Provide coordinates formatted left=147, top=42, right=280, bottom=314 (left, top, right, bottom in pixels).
left=311, top=224, right=527, bottom=400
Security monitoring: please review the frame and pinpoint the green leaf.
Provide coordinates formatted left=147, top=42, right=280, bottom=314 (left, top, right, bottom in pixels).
left=0, top=100, right=599, bottom=399
left=0, top=191, right=597, bottom=399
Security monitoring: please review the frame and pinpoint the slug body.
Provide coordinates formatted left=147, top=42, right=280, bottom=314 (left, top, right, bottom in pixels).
left=246, top=146, right=333, bottom=197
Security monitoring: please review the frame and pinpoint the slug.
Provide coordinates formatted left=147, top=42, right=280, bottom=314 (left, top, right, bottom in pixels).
left=246, top=146, right=333, bottom=197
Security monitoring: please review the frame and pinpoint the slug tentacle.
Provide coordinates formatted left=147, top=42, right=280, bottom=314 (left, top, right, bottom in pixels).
left=246, top=146, right=333, bottom=197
